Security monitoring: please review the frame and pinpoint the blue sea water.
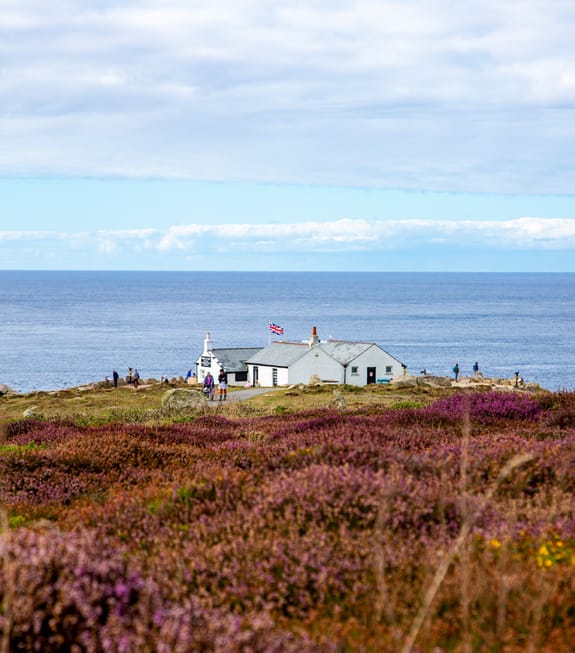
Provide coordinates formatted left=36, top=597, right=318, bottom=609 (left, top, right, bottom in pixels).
left=0, top=271, right=573, bottom=394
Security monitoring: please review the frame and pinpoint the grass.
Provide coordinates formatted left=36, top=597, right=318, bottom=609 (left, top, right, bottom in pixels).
left=1, top=379, right=477, bottom=424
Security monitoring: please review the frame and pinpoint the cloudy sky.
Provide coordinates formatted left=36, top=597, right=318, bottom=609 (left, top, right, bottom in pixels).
left=1, top=0, right=575, bottom=271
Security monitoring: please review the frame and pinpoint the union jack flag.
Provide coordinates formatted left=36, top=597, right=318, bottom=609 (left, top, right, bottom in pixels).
left=269, top=322, right=284, bottom=335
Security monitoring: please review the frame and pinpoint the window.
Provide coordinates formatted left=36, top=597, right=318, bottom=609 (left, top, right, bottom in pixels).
left=236, top=371, right=247, bottom=382
left=351, top=366, right=358, bottom=375
left=385, top=366, right=393, bottom=374
left=272, top=368, right=278, bottom=386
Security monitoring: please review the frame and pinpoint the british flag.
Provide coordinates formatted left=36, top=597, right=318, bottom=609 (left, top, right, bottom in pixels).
left=269, top=322, right=284, bottom=335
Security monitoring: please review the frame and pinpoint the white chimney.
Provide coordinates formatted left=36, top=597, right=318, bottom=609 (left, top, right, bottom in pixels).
left=308, top=326, right=320, bottom=347
left=203, top=332, right=213, bottom=354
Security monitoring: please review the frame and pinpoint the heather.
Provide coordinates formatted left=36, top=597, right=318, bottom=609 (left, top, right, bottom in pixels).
left=1, top=390, right=575, bottom=651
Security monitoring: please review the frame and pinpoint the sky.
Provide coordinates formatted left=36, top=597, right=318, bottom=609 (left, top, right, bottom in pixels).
left=1, top=0, right=575, bottom=272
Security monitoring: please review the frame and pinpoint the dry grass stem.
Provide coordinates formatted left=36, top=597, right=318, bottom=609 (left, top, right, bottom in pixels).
left=401, top=450, right=536, bottom=653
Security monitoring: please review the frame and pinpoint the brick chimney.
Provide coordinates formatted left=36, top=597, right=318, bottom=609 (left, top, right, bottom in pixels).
left=308, top=326, right=320, bottom=347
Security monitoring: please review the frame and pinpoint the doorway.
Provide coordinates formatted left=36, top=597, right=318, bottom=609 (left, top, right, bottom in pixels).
left=367, top=367, right=376, bottom=384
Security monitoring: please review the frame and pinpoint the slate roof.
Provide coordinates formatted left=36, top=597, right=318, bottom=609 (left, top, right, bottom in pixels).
left=245, top=342, right=308, bottom=367
left=320, top=340, right=374, bottom=365
left=211, top=348, right=263, bottom=372
left=246, top=339, right=404, bottom=369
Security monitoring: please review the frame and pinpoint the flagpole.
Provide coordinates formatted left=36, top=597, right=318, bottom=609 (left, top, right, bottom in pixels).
left=268, top=323, right=271, bottom=346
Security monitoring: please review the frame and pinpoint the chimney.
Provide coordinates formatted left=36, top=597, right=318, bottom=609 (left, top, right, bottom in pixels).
left=308, top=326, right=320, bottom=347
left=203, top=332, right=213, bottom=354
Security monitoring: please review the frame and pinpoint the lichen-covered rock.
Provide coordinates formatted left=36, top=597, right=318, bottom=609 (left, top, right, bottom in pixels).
left=161, top=388, right=206, bottom=411
left=22, top=406, right=41, bottom=419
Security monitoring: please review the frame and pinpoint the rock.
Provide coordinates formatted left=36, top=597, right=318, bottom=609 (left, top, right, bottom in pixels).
left=0, top=383, right=17, bottom=396
left=161, top=389, right=206, bottom=411
left=391, top=378, right=419, bottom=389
left=23, top=405, right=41, bottom=419
left=308, top=374, right=322, bottom=386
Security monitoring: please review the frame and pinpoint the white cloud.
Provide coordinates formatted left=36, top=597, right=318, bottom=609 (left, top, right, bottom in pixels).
left=4, top=218, right=575, bottom=257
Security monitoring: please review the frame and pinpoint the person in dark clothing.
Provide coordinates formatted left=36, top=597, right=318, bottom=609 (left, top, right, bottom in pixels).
left=218, top=369, right=228, bottom=401
left=112, top=370, right=119, bottom=388
left=452, top=363, right=460, bottom=382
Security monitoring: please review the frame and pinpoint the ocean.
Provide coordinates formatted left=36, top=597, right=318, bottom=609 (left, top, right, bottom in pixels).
left=0, top=271, right=573, bottom=394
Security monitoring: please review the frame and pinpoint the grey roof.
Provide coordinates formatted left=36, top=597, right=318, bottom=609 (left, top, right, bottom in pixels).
left=211, top=348, right=263, bottom=372
left=320, top=340, right=373, bottom=365
left=245, top=342, right=308, bottom=367
left=246, top=339, right=405, bottom=369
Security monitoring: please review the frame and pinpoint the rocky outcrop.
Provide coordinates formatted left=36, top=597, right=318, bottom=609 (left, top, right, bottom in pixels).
left=0, top=383, right=17, bottom=396
left=161, top=389, right=206, bottom=411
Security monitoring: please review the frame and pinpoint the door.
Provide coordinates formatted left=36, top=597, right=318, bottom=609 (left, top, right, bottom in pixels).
left=367, top=367, right=376, bottom=384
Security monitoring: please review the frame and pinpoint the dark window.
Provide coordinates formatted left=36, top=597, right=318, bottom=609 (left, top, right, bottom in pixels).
left=235, top=371, right=247, bottom=382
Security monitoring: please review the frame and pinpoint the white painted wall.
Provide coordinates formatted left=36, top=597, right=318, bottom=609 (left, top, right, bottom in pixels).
left=289, top=347, right=344, bottom=385
left=248, top=364, right=289, bottom=387
left=346, top=345, right=403, bottom=385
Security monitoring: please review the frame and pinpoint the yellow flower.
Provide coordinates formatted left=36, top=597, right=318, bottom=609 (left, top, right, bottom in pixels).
left=489, top=539, right=502, bottom=549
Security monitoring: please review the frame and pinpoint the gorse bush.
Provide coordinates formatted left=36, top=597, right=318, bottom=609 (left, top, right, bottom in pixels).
left=1, top=390, right=575, bottom=651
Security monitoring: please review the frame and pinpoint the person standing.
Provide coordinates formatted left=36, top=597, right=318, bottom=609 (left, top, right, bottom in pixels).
left=204, top=371, right=215, bottom=400
left=218, top=368, right=228, bottom=401
left=133, top=368, right=140, bottom=388
left=473, top=361, right=479, bottom=378
left=112, top=370, right=119, bottom=388
left=452, top=363, right=460, bottom=382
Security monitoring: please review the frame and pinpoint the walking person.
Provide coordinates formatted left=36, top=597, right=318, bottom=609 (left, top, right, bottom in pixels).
left=452, top=363, right=460, bottom=382
left=133, top=368, right=140, bottom=388
left=112, top=370, right=119, bottom=388
left=218, top=368, right=228, bottom=401
left=473, top=361, right=479, bottom=378
left=127, top=368, right=133, bottom=385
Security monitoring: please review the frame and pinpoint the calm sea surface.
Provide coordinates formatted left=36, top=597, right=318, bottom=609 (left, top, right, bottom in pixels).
left=0, top=271, right=573, bottom=394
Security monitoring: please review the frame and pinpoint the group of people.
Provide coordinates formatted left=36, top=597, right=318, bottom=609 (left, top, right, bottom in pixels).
left=451, top=362, right=524, bottom=386
left=203, top=369, right=228, bottom=401
left=109, top=368, right=140, bottom=388
left=452, top=361, right=480, bottom=382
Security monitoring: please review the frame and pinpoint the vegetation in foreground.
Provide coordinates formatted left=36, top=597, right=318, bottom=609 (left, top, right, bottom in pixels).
left=1, top=386, right=575, bottom=651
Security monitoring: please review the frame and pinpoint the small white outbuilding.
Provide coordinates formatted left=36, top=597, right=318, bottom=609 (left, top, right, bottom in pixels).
left=195, top=333, right=263, bottom=386
left=245, top=326, right=405, bottom=387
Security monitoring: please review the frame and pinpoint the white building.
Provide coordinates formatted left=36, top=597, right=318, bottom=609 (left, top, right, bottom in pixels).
left=245, top=326, right=405, bottom=387
left=195, top=333, right=263, bottom=386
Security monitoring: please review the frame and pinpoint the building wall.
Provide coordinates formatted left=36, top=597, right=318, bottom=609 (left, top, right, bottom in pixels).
left=195, top=353, right=246, bottom=387
left=289, top=347, right=344, bottom=385
left=248, top=364, right=289, bottom=387
left=346, top=346, right=403, bottom=385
